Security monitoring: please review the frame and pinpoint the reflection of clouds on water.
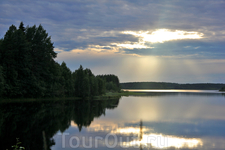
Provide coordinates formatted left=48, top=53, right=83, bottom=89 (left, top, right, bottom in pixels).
left=53, top=94, right=225, bottom=150
left=77, top=120, right=203, bottom=149
left=86, top=121, right=152, bottom=134
left=122, top=134, right=202, bottom=149
left=59, top=118, right=225, bottom=149
left=75, top=95, right=225, bottom=149
left=107, top=96, right=225, bottom=122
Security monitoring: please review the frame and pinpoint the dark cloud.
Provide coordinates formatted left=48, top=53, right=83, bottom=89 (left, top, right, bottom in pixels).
left=122, top=40, right=225, bottom=59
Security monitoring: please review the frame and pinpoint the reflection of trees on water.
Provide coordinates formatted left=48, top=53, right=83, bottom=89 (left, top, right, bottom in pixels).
left=0, top=98, right=120, bottom=150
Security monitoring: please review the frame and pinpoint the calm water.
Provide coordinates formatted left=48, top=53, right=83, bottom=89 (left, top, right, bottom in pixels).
left=1, top=90, right=225, bottom=150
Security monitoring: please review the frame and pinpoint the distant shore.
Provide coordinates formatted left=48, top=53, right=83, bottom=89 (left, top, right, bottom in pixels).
left=120, top=82, right=225, bottom=90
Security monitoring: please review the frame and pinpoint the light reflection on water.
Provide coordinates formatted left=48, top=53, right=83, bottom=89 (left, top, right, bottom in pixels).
left=52, top=92, right=225, bottom=150
left=84, top=122, right=203, bottom=149
left=122, top=134, right=202, bottom=149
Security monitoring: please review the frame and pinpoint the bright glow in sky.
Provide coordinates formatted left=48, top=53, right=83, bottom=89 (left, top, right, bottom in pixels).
left=122, top=29, right=204, bottom=43
left=55, top=49, right=225, bottom=83
left=93, top=29, right=204, bottom=51
left=112, top=43, right=150, bottom=49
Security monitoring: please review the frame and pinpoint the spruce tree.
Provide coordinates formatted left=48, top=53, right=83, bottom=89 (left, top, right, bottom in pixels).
left=19, top=22, right=25, bottom=33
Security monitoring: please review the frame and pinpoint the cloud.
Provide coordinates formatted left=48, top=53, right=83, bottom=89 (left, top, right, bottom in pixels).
left=2, top=0, right=223, bottom=58
left=104, top=29, right=204, bottom=54
left=122, top=29, right=203, bottom=43
left=1, top=0, right=225, bottom=82
left=1, top=0, right=225, bottom=45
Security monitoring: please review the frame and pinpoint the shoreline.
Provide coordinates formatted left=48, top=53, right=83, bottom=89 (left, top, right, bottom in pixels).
left=1, top=90, right=223, bottom=103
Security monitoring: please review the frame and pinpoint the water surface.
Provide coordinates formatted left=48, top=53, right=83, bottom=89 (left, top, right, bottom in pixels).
left=1, top=90, right=225, bottom=150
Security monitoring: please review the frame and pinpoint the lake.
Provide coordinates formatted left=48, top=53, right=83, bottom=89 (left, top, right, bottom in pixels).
left=1, top=90, right=225, bottom=150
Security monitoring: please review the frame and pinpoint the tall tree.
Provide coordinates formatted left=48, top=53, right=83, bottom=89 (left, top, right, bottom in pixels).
left=0, top=66, right=4, bottom=97
left=60, top=61, right=74, bottom=96
left=74, top=65, right=84, bottom=97
left=19, top=22, right=25, bottom=33
left=25, top=24, right=57, bottom=97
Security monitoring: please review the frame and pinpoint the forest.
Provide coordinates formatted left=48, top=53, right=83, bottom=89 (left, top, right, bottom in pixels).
left=0, top=22, right=120, bottom=98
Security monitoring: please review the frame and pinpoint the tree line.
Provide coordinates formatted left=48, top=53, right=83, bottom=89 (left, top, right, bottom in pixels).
left=0, top=22, right=120, bottom=98
left=121, top=82, right=225, bottom=90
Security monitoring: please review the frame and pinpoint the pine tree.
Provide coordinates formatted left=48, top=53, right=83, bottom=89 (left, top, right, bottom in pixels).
left=74, top=65, right=84, bottom=97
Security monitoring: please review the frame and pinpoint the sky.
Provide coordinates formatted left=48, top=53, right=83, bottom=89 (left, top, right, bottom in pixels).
left=1, top=0, right=225, bottom=83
